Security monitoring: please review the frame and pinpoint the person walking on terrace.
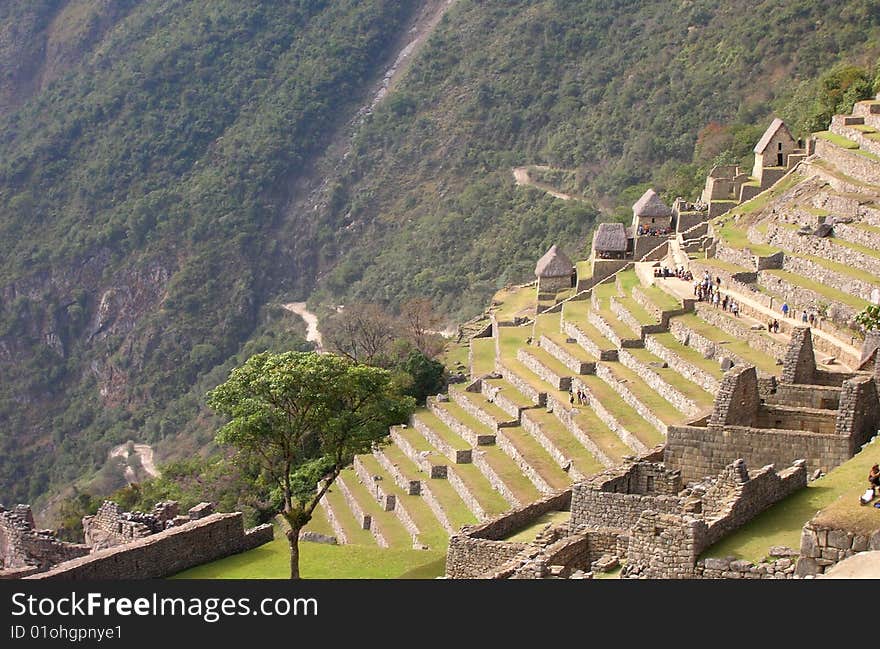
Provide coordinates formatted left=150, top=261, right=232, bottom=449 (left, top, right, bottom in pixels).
left=781, top=302, right=789, bottom=318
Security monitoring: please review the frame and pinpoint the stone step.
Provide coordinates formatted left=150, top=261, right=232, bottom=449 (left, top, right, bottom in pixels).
left=852, top=100, right=880, bottom=119
left=428, top=398, right=496, bottom=446
left=372, top=446, right=421, bottom=496
left=335, top=473, right=389, bottom=547
left=618, top=347, right=712, bottom=415
left=315, top=493, right=349, bottom=545
left=322, top=482, right=376, bottom=546
left=669, top=314, right=771, bottom=374
left=356, top=454, right=448, bottom=548
left=561, top=316, right=618, bottom=360
left=520, top=408, right=605, bottom=479
left=644, top=332, right=723, bottom=394
left=517, top=347, right=573, bottom=391
left=545, top=391, right=633, bottom=465
left=379, top=443, right=477, bottom=532
left=446, top=463, right=512, bottom=521
left=588, top=306, right=643, bottom=349
left=611, top=295, right=664, bottom=337
left=691, top=303, right=788, bottom=366
left=494, top=424, right=573, bottom=491
left=412, top=411, right=474, bottom=464
left=390, top=425, right=449, bottom=477
left=575, top=372, right=660, bottom=453
left=449, top=385, right=518, bottom=430
left=782, top=253, right=877, bottom=304
left=353, top=455, right=397, bottom=512
left=481, top=377, right=536, bottom=419
left=538, top=332, right=597, bottom=375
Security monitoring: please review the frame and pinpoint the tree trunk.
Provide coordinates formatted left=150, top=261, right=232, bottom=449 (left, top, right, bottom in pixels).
left=286, top=527, right=302, bottom=579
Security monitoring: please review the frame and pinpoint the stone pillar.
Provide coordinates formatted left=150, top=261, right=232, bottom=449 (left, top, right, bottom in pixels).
left=709, top=366, right=759, bottom=428
left=782, top=327, right=815, bottom=385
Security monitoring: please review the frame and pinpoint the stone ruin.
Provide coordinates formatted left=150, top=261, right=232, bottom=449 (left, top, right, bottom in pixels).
left=445, top=452, right=806, bottom=579
left=83, top=499, right=215, bottom=550
left=0, top=505, right=90, bottom=578
left=0, top=498, right=274, bottom=580
left=666, top=327, right=879, bottom=481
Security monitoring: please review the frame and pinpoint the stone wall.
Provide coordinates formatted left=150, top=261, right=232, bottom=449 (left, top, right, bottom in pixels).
left=0, top=505, right=90, bottom=572
left=83, top=500, right=186, bottom=550
left=782, top=254, right=875, bottom=303
left=666, top=423, right=852, bottom=481
left=770, top=383, right=841, bottom=410
left=796, top=519, right=880, bottom=577
left=765, top=219, right=880, bottom=279
left=592, top=365, right=664, bottom=443
left=696, top=552, right=798, bottom=579
left=694, top=304, right=787, bottom=361
left=835, top=376, right=880, bottom=453
left=709, top=366, right=760, bottom=428
left=713, top=241, right=756, bottom=271
left=644, top=334, right=720, bottom=393
left=517, top=348, right=571, bottom=392
left=815, top=137, right=880, bottom=185
left=618, top=348, right=700, bottom=416
left=497, top=360, right=545, bottom=406
left=623, top=511, right=705, bottom=579
left=758, top=271, right=858, bottom=327
left=563, top=320, right=618, bottom=360
left=29, top=513, right=273, bottom=580
left=669, top=318, right=749, bottom=369
left=539, top=335, right=595, bottom=375
left=444, top=491, right=571, bottom=579
left=570, top=462, right=682, bottom=532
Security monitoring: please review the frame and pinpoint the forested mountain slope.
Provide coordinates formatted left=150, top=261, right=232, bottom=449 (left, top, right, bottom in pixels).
left=0, top=0, right=877, bottom=512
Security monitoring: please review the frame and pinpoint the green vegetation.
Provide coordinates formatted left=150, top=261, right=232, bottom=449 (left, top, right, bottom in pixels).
left=764, top=270, right=869, bottom=310
left=502, top=510, right=570, bottom=543
left=703, top=438, right=880, bottom=562
left=207, top=351, right=415, bottom=578
left=172, top=527, right=446, bottom=579
left=814, top=130, right=860, bottom=149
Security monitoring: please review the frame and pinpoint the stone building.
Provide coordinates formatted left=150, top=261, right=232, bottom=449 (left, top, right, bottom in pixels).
left=666, top=328, right=879, bottom=482
left=535, top=244, right=573, bottom=295
left=592, top=222, right=629, bottom=260
left=0, top=505, right=90, bottom=577
left=632, top=188, right=672, bottom=234
left=752, top=118, right=807, bottom=189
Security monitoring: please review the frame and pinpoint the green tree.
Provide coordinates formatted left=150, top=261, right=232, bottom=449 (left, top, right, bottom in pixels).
left=855, top=304, right=880, bottom=334
left=207, top=351, right=415, bottom=578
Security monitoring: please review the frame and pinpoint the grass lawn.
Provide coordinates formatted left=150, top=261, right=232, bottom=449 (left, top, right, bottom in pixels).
left=726, top=172, right=804, bottom=218
left=673, top=314, right=781, bottom=375
left=647, top=333, right=725, bottom=379
left=638, top=284, right=682, bottom=312
left=172, top=528, right=446, bottom=579
left=693, top=256, right=752, bottom=275
left=814, top=130, right=859, bottom=149
left=715, top=220, right=780, bottom=256
left=492, top=285, right=537, bottom=322
left=830, top=234, right=880, bottom=262
left=470, top=336, right=496, bottom=377
left=502, top=510, right=571, bottom=542
left=702, top=436, right=880, bottom=562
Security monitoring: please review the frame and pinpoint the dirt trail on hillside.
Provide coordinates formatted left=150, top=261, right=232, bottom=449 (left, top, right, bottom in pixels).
left=282, top=302, right=324, bottom=352
left=109, top=442, right=159, bottom=482
left=513, top=166, right=575, bottom=201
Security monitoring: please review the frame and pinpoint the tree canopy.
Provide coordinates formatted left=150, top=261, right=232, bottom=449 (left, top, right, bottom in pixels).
left=207, top=351, right=415, bottom=578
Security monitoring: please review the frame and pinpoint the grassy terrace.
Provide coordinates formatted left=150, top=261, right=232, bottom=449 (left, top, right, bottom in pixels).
left=522, top=346, right=577, bottom=381
left=521, top=408, right=605, bottom=476
left=476, top=443, right=544, bottom=505
left=561, top=306, right=618, bottom=353
left=616, top=268, right=641, bottom=293
left=323, top=482, right=377, bottom=546
left=498, top=324, right=531, bottom=362
left=692, top=256, right=752, bottom=275
left=726, top=172, right=804, bottom=217
left=502, top=510, right=571, bottom=543
left=673, top=314, right=781, bottom=375
left=339, top=469, right=416, bottom=548
left=576, top=261, right=592, bottom=283
left=414, top=410, right=471, bottom=453
left=569, top=405, right=633, bottom=462
left=173, top=525, right=446, bottom=579
left=794, top=253, right=880, bottom=287
left=595, top=304, right=640, bottom=340
left=541, top=329, right=598, bottom=363
left=482, top=377, right=535, bottom=408
left=452, top=387, right=514, bottom=423
left=624, top=347, right=715, bottom=408
left=499, top=425, right=572, bottom=491
left=449, top=462, right=512, bottom=516
left=435, top=400, right=495, bottom=438
left=703, top=437, right=880, bottom=563
left=645, top=332, right=725, bottom=380
left=852, top=221, right=880, bottom=237
left=810, top=157, right=880, bottom=191
left=491, top=284, right=537, bottom=322
left=470, top=336, right=496, bottom=377
left=763, top=269, right=869, bottom=310
left=828, top=232, right=880, bottom=261
left=533, top=311, right=563, bottom=337
left=379, top=443, right=477, bottom=530
left=815, top=130, right=880, bottom=162
left=356, top=454, right=448, bottom=548
left=638, top=283, right=682, bottom=312
left=301, top=502, right=335, bottom=538
left=615, top=295, right=659, bottom=326
left=714, top=220, right=780, bottom=256
left=600, top=361, right=680, bottom=428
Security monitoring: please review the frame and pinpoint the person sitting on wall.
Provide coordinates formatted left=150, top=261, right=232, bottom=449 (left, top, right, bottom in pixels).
left=870, top=465, right=880, bottom=495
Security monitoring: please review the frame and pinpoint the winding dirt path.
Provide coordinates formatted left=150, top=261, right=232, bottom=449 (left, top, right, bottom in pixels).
left=283, top=302, right=324, bottom=352
left=513, top=166, right=575, bottom=201
left=109, top=442, right=159, bottom=482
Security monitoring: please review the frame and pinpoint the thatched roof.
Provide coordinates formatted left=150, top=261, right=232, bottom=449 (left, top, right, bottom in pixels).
left=535, top=245, right=573, bottom=278
left=754, top=118, right=794, bottom=154
left=593, top=222, right=628, bottom=252
left=632, top=189, right=671, bottom=218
